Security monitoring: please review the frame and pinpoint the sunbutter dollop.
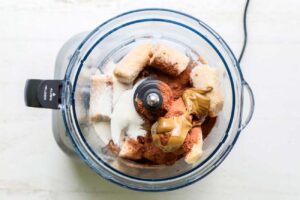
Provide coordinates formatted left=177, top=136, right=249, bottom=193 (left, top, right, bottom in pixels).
left=152, top=113, right=192, bottom=152
left=182, top=87, right=211, bottom=123
left=151, top=87, right=211, bottom=152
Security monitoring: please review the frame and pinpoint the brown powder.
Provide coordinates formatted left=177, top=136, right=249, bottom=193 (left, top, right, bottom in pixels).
left=134, top=132, right=179, bottom=165
left=121, top=139, right=144, bottom=160
left=136, top=66, right=192, bottom=100
left=135, top=81, right=173, bottom=122
left=164, top=98, right=186, bottom=118
left=143, top=142, right=179, bottom=165
left=158, top=82, right=173, bottom=110
left=150, top=57, right=180, bottom=76
left=137, top=135, right=145, bottom=144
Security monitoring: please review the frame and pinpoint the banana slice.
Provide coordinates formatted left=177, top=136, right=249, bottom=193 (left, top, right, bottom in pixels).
left=184, top=127, right=203, bottom=164
left=114, top=43, right=152, bottom=84
left=191, top=64, right=224, bottom=117
left=89, top=73, right=113, bottom=122
left=119, top=138, right=143, bottom=160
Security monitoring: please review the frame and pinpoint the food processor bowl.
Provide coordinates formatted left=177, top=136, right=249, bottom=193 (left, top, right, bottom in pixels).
left=25, top=8, right=254, bottom=191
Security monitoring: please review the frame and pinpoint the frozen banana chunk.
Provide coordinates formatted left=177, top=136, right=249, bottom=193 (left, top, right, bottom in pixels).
left=100, top=61, right=131, bottom=106
left=185, top=127, right=203, bottom=164
left=74, top=86, right=89, bottom=122
left=89, top=73, right=113, bottom=122
left=119, top=138, right=143, bottom=160
left=191, top=64, right=224, bottom=117
left=150, top=43, right=190, bottom=76
left=112, top=74, right=131, bottom=106
left=114, top=43, right=152, bottom=84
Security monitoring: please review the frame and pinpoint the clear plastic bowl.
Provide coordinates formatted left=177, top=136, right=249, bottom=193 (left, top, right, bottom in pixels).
left=59, top=8, right=254, bottom=191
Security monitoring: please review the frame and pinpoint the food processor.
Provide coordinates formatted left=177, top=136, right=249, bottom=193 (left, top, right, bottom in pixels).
left=24, top=8, right=255, bottom=191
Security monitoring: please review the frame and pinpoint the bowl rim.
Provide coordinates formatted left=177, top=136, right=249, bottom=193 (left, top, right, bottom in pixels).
left=62, top=8, right=245, bottom=191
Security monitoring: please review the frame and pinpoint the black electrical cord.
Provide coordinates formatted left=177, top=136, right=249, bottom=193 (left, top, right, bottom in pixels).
left=238, top=0, right=250, bottom=63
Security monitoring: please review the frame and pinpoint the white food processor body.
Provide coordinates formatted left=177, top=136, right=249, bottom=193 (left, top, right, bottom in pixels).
left=25, top=9, right=254, bottom=191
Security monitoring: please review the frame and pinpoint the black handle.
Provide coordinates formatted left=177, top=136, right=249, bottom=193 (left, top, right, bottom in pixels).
left=25, top=79, right=63, bottom=109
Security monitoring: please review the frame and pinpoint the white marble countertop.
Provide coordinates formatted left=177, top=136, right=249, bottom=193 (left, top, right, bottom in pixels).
left=0, top=0, right=300, bottom=199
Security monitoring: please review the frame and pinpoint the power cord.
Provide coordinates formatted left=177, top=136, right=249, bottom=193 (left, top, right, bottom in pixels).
left=238, top=0, right=250, bottom=63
